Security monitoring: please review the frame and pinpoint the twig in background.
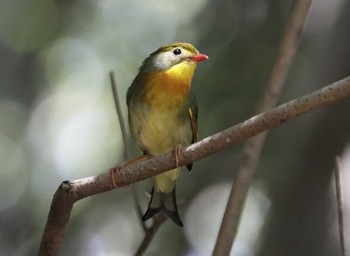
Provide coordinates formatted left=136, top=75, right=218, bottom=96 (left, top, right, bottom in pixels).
left=109, top=71, right=129, bottom=160
left=109, top=71, right=144, bottom=226
left=334, top=156, right=346, bottom=256
left=133, top=213, right=168, bottom=256
left=213, top=0, right=313, bottom=255
left=109, top=71, right=168, bottom=255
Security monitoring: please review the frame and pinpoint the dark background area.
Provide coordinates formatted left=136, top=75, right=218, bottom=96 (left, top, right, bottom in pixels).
left=1, top=0, right=350, bottom=255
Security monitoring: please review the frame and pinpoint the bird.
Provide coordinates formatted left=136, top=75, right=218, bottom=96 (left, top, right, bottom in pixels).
left=126, top=42, right=208, bottom=226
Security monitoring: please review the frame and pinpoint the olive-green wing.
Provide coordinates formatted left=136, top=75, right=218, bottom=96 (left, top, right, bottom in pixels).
left=186, top=93, right=198, bottom=171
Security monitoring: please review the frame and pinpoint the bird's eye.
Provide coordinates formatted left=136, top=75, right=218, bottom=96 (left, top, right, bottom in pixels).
left=173, top=48, right=181, bottom=55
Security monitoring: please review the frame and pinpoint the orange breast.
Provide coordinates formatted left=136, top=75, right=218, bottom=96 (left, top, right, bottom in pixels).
left=145, top=61, right=197, bottom=107
left=142, top=60, right=197, bottom=108
left=143, top=71, right=190, bottom=108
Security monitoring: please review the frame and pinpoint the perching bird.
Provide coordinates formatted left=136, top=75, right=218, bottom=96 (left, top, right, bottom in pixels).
left=127, top=42, right=208, bottom=226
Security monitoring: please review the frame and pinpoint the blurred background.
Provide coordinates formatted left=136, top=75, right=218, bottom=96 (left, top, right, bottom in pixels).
left=1, top=0, right=350, bottom=255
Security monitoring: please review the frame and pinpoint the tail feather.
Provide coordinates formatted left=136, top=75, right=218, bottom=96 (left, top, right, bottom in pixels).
left=142, top=187, right=183, bottom=227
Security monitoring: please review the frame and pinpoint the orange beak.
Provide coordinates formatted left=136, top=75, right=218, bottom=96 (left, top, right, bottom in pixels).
left=191, top=53, right=209, bottom=63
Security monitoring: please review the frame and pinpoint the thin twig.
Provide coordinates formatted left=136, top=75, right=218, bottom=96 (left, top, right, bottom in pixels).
left=109, top=71, right=145, bottom=225
left=109, top=71, right=168, bottom=255
left=109, top=71, right=130, bottom=160
left=109, top=72, right=146, bottom=229
left=38, top=75, right=350, bottom=255
left=213, top=0, right=313, bottom=254
left=134, top=213, right=168, bottom=256
left=334, top=156, right=346, bottom=256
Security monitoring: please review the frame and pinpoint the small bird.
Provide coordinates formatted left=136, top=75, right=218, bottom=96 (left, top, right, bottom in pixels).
left=127, top=42, right=208, bottom=226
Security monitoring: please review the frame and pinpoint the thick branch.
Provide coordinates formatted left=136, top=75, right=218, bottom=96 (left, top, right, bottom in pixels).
left=39, top=182, right=75, bottom=255
left=38, top=76, right=350, bottom=255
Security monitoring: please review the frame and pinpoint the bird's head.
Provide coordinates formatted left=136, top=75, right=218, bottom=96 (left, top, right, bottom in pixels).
left=139, top=42, right=208, bottom=74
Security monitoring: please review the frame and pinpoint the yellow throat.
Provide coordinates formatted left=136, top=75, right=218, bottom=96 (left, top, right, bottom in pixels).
left=143, top=61, right=197, bottom=107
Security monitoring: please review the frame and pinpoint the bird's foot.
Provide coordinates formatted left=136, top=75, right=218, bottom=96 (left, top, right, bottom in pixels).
left=173, top=144, right=183, bottom=168
left=109, top=166, right=121, bottom=188
left=109, top=154, right=152, bottom=188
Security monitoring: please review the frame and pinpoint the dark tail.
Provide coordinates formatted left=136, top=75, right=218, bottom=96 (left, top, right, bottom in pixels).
left=142, top=187, right=183, bottom=227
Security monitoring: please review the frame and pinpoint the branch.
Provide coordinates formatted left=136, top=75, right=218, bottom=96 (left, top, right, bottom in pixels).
left=109, top=71, right=168, bottom=254
left=213, top=0, right=313, bottom=254
left=334, top=156, right=346, bottom=256
left=133, top=213, right=168, bottom=256
left=110, top=71, right=130, bottom=160
left=109, top=71, right=145, bottom=227
left=38, top=76, right=350, bottom=255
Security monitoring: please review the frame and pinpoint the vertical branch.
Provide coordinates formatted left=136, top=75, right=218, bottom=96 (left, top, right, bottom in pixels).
left=213, top=0, right=313, bottom=255
left=109, top=71, right=145, bottom=227
left=38, top=183, right=75, bottom=256
left=334, top=156, right=346, bottom=256
left=109, top=72, right=168, bottom=255
left=109, top=71, right=130, bottom=160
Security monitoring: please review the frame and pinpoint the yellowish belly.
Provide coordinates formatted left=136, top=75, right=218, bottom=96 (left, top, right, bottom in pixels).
left=153, top=168, right=180, bottom=193
left=130, top=107, right=191, bottom=193
left=140, top=108, right=191, bottom=155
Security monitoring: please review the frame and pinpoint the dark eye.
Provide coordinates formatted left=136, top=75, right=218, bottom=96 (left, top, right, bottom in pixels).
left=173, top=48, right=181, bottom=55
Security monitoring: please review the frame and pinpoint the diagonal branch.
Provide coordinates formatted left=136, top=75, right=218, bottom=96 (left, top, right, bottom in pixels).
left=38, top=76, right=350, bottom=255
left=213, top=0, right=313, bottom=254
left=133, top=213, right=168, bottom=256
left=334, top=156, right=346, bottom=256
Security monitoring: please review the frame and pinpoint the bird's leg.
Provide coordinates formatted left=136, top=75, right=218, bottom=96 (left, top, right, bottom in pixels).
left=173, top=144, right=183, bottom=168
left=109, top=154, right=152, bottom=188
